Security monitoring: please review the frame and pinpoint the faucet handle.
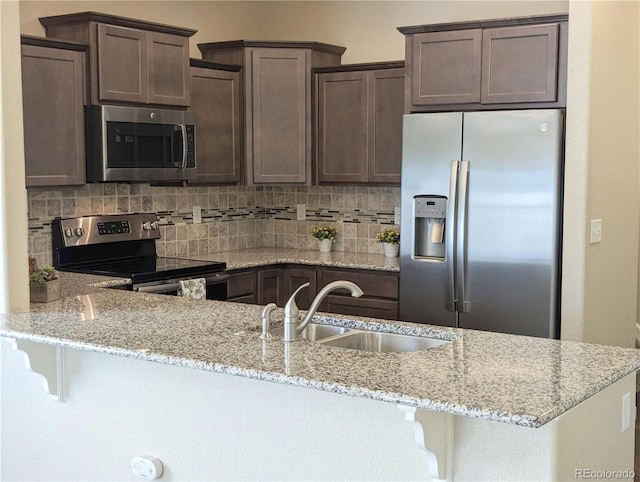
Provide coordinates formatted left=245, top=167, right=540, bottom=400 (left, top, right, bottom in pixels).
left=260, top=303, right=277, bottom=340
left=283, top=282, right=310, bottom=342
left=284, top=282, right=310, bottom=321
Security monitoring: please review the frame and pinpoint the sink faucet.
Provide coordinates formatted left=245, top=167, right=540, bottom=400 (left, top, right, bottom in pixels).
left=260, top=303, right=277, bottom=340
left=283, top=280, right=364, bottom=342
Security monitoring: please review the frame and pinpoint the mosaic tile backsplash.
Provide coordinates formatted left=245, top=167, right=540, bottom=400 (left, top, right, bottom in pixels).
left=28, top=184, right=400, bottom=267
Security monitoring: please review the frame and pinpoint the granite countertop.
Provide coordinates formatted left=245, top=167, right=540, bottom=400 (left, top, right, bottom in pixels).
left=3, top=267, right=640, bottom=429
left=188, top=247, right=400, bottom=272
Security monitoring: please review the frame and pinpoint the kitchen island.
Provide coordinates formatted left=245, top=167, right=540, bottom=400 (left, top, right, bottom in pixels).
left=1, top=265, right=639, bottom=481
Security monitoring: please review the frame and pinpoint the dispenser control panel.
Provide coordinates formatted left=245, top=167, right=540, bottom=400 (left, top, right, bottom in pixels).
left=415, top=197, right=447, bottom=218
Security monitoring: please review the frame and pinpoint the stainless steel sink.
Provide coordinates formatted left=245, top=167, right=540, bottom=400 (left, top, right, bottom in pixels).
left=269, top=323, right=350, bottom=341
left=319, top=331, right=450, bottom=353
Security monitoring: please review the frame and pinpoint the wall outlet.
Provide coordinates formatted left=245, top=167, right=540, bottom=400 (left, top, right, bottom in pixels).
left=193, top=206, right=202, bottom=224
left=131, top=455, right=163, bottom=480
left=622, top=391, right=631, bottom=432
left=394, top=207, right=401, bottom=225
left=589, top=219, right=602, bottom=244
left=297, top=204, right=306, bottom=221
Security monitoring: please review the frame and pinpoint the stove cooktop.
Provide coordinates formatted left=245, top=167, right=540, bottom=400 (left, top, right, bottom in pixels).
left=62, top=256, right=226, bottom=284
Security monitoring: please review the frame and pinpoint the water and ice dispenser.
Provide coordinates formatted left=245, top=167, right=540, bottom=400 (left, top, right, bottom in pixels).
left=413, top=195, right=447, bottom=260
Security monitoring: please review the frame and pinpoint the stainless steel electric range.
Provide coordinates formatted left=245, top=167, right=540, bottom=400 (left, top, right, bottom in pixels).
left=52, top=213, right=228, bottom=299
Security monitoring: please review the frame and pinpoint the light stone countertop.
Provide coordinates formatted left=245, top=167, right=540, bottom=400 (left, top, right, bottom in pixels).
left=3, top=250, right=640, bottom=429
left=191, top=247, right=401, bottom=272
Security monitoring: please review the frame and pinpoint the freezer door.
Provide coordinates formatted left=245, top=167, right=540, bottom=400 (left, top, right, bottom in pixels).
left=399, top=113, right=462, bottom=326
left=459, top=110, right=562, bottom=338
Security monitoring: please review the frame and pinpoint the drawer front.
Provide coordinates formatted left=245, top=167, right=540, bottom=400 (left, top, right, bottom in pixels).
left=227, top=293, right=257, bottom=305
left=321, top=268, right=398, bottom=299
left=325, top=295, right=398, bottom=320
left=227, top=270, right=256, bottom=299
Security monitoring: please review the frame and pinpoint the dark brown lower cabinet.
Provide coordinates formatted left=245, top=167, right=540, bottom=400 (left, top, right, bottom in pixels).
left=320, top=267, right=399, bottom=320
left=324, top=295, right=398, bottom=320
left=257, top=268, right=283, bottom=306
left=226, top=264, right=398, bottom=320
left=282, top=266, right=317, bottom=310
left=227, top=269, right=257, bottom=304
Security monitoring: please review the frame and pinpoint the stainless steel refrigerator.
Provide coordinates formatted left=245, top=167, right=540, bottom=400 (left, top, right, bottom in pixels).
left=399, top=110, right=563, bottom=338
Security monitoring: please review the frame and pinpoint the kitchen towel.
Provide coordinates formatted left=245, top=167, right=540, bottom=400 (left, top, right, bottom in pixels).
left=177, top=278, right=206, bottom=300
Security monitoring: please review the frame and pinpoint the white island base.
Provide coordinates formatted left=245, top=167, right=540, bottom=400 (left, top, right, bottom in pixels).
left=1, top=340, right=635, bottom=482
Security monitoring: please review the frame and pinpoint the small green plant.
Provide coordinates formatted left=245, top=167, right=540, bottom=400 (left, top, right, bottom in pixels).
left=376, top=228, right=400, bottom=245
left=28, top=256, right=58, bottom=284
left=311, top=225, right=338, bottom=242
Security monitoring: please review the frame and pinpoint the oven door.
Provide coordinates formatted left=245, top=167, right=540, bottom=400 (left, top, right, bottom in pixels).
left=134, top=273, right=229, bottom=301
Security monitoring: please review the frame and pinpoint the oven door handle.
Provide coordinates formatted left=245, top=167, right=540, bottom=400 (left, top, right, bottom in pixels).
left=135, top=273, right=230, bottom=294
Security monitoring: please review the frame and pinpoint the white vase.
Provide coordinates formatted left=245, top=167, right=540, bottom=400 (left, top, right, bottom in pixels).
left=318, top=238, right=333, bottom=253
left=383, top=242, right=399, bottom=258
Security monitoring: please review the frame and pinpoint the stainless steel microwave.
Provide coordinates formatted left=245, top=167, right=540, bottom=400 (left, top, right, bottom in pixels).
left=85, top=105, right=196, bottom=182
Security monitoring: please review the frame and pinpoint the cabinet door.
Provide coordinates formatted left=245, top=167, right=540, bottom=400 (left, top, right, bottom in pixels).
left=257, top=268, right=283, bottom=306
left=97, top=24, right=148, bottom=103
left=189, top=67, right=241, bottom=184
left=317, top=71, right=368, bottom=183
left=481, top=24, right=559, bottom=104
left=321, top=268, right=398, bottom=299
left=319, top=268, right=399, bottom=319
left=325, top=295, right=398, bottom=320
left=283, top=267, right=317, bottom=310
left=410, top=29, right=482, bottom=106
left=148, top=32, right=191, bottom=106
left=227, top=270, right=256, bottom=304
left=250, top=49, right=308, bottom=184
left=368, top=68, right=404, bottom=184
left=21, top=45, right=85, bottom=186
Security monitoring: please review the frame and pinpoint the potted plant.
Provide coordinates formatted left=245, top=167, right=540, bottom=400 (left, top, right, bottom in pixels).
left=311, top=225, right=338, bottom=253
left=376, top=228, right=400, bottom=258
left=29, top=257, right=60, bottom=303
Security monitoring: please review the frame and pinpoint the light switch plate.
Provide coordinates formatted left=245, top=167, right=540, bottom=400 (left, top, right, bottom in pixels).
left=394, top=207, right=401, bottom=225
left=193, top=206, right=202, bottom=224
left=590, top=219, right=602, bottom=244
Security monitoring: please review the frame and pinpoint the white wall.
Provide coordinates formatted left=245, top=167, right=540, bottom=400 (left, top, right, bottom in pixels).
left=2, top=341, right=635, bottom=481
left=19, top=1, right=568, bottom=63
left=0, top=0, right=29, bottom=314
left=562, top=0, right=640, bottom=347
left=1, top=342, right=431, bottom=481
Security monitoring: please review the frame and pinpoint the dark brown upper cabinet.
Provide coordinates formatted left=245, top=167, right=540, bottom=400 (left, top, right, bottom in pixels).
left=188, top=60, right=242, bottom=184
left=398, top=14, right=568, bottom=112
left=198, top=41, right=345, bottom=185
left=315, top=62, right=404, bottom=184
left=39, top=12, right=195, bottom=107
left=21, top=36, right=86, bottom=187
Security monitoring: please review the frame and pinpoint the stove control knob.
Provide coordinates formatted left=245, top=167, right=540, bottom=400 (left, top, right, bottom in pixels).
left=142, top=222, right=151, bottom=231
left=64, top=228, right=73, bottom=238
left=74, top=227, right=84, bottom=237
left=150, top=221, right=159, bottom=230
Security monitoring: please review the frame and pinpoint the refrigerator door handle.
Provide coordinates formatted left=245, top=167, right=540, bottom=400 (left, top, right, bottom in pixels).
left=446, top=160, right=459, bottom=312
left=456, top=160, right=470, bottom=313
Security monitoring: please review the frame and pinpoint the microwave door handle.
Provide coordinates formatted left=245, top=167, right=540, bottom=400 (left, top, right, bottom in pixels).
left=180, top=124, right=187, bottom=169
